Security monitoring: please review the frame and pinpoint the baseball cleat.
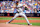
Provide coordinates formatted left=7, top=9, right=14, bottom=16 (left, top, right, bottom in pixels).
left=28, top=24, right=32, bottom=25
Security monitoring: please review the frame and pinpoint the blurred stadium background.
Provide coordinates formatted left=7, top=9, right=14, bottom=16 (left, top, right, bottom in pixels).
left=0, top=0, right=40, bottom=26
left=0, top=0, right=40, bottom=17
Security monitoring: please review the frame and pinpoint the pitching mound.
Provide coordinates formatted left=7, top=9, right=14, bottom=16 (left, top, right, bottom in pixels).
left=0, top=23, right=40, bottom=27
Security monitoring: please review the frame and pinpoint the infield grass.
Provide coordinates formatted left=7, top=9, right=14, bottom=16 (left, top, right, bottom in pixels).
left=11, top=23, right=40, bottom=26
left=0, top=17, right=40, bottom=20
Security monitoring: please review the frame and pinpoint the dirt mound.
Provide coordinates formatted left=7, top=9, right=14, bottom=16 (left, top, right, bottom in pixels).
left=0, top=23, right=40, bottom=27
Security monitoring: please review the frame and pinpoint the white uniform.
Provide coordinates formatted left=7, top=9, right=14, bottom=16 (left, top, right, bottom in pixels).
left=8, top=3, right=30, bottom=24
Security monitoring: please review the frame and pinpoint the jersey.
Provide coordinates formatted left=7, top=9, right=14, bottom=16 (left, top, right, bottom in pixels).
left=16, top=3, right=28, bottom=13
left=17, top=8, right=23, bottom=13
left=16, top=3, right=23, bottom=13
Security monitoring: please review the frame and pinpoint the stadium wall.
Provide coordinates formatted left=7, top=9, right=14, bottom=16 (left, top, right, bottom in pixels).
left=0, top=13, right=40, bottom=17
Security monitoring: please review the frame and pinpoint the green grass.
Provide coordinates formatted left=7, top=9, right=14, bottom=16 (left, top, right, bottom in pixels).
left=11, top=23, right=40, bottom=26
left=0, top=17, right=40, bottom=26
left=0, top=17, right=40, bottom=20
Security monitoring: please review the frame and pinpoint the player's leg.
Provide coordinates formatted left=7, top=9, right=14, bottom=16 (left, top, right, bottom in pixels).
left=6, top=13, right=19, bottom=24
left=21, top=13, right=32, bottom=25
